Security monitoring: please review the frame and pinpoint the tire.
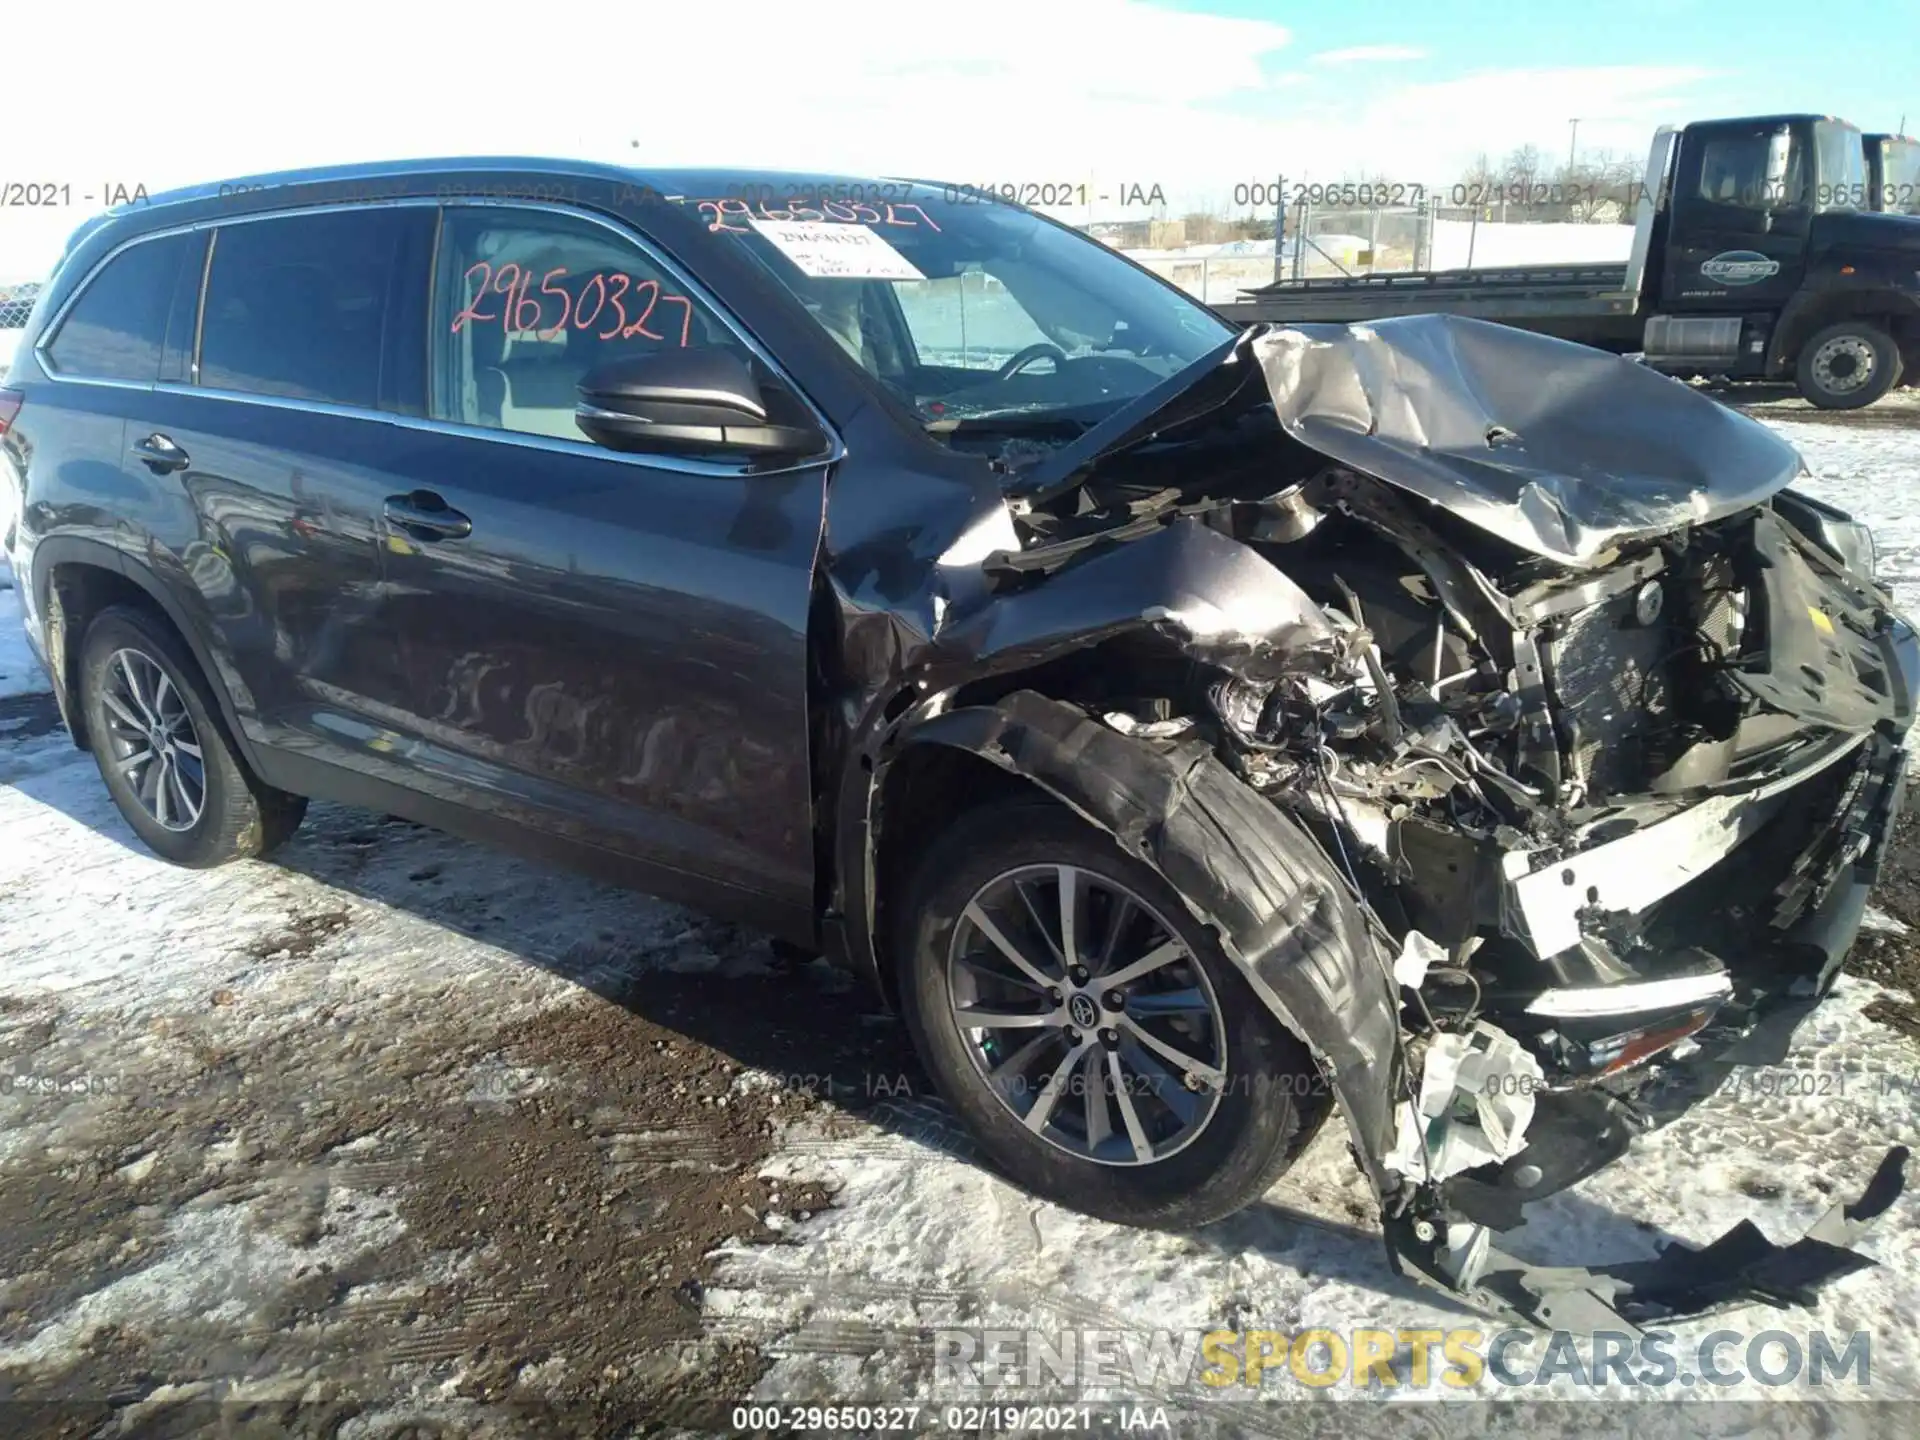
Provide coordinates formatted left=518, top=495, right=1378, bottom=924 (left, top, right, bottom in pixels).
left=78, top=605, right=307, bottom=867
left=895, top=799, right=1328, bottom=1229
left=1796, top=321, right=1903, bottom=410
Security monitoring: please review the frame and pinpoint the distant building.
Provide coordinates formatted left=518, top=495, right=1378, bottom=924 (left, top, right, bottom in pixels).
left=1084, top=219, right=1156, bottom=248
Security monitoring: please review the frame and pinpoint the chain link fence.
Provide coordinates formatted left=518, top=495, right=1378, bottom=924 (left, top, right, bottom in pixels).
left=1120, top=199, right=1636, bottom=304
left=0, top=282, right=42, bottom=331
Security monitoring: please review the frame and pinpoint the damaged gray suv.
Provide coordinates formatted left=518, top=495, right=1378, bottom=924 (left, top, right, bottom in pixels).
left=5, top=161, right=1915, bottom=1330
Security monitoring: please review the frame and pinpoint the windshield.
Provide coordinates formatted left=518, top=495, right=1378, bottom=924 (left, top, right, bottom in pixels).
left=1880, top=139, right=1920, bottom=215
left=1814, top=121, right=1869, bottom=213
left=674, top=182, right=1234, bottom=431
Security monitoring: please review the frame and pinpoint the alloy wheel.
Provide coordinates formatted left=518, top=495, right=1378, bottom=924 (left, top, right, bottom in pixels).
left=946, top=864, right=1227, bottom=1166
left=98, top=647, right=206, bottom=832
left=1811, top=335, right=1876, bottom=396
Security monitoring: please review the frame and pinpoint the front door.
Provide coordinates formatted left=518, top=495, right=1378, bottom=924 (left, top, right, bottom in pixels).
left=364, top=203, right=829, bottom=925
left=1663, top=120, right=1810, bottom=311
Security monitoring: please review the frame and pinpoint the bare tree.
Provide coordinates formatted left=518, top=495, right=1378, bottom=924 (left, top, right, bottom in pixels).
left=1459, top=152, right=1495, bottom=186
left=1501, top=144, right=1548, bottom=192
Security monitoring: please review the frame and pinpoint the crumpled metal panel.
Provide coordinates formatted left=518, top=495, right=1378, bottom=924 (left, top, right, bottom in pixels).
left=1251, top=316, right=1807, bottom=567
left=936, top=517, right=1340, bottom=678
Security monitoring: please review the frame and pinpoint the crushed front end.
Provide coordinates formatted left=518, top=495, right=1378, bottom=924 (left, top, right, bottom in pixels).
left=949, top=315, right=1918, bottom=1328
left=1292, top=482, right=1920, bottom=1326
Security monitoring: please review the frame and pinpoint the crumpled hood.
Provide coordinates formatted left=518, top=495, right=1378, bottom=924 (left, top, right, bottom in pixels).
left=1252, top=315, right=1807, bottom=567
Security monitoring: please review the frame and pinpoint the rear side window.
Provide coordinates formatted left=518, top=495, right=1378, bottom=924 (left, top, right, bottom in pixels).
left=200, top=209, right=423, bottom=408
left=429, top=206, right=749, bottom=442
left=45, top=232, right=197, bottom=382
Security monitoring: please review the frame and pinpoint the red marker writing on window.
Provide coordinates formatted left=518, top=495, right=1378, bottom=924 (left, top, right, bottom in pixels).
left=449, top=262, right=695, bottom=344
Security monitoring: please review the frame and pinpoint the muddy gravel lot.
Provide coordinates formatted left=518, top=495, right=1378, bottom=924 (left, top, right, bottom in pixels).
left=5, top=401, right=1920, bottom=1437
left=0, top=685, right=907, bottom=1434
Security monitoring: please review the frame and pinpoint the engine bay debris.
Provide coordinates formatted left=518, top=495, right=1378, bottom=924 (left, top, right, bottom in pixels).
left=849, top=316, right=1916, bottom=1327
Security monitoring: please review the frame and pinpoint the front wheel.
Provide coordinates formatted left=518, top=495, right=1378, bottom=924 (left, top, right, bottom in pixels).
left=1796, top=321, right=1902, bottom=409
left=895, top=800, right=1328, bottom=1229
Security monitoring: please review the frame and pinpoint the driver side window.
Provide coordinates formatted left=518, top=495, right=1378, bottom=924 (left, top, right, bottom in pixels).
left=1694, top=131, right=1804, bottom=210
left=1695, top=135, right=1769, bottom=206
left=429, top=207, right=748, bottom=442
left=892, top=268, right=1053, bottom=371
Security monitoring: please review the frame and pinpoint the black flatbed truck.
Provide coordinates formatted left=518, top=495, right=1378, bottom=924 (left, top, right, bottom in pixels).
left=1220, top=115, right=1920, bottom=408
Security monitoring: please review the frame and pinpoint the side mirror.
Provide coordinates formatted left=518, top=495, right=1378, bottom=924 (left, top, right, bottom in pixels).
left=575, top=349, right=826, bottom=460
left=1763, top=127, right=1794, bottom=208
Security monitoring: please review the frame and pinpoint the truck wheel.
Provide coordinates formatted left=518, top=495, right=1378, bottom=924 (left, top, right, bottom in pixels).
left=895, top=799, right=1328, bottom=1229
left=79, top=606, right=307, bottom=867
left=1796, top=321, right=1903, bottom=409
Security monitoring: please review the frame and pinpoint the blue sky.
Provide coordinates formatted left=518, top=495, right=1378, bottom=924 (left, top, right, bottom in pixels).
left=1166, top=0, right=1914, bottom=140
left=1, top=0, right=1915, bottom=279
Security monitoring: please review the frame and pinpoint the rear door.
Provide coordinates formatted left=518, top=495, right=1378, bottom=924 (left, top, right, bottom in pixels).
left=25, top=230, right=205, bottom=563
left=108, top=205, right=435, bottom=761
left=358, top=203, right=830, bottom=926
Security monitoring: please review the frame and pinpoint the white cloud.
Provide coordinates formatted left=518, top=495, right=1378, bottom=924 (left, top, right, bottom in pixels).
left=1313, top=45, right=1428, bottom=65
left=0, top=4, right=1715, bottom=276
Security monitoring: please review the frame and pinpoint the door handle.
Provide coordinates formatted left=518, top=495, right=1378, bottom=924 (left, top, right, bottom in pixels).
left=383, top=491, right=473, bottom=541
left=130, top=433, right=190, bottom=474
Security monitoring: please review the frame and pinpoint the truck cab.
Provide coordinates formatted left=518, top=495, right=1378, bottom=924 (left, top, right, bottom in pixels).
left=1626, top=114, right=1920, bottom=405
left=1224, top=112, right=1920, bottom=409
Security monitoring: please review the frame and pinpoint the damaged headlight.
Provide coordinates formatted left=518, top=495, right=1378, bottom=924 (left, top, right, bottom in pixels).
left=1826, top=518, right=1878, bottom=580
left=1776, top=489, right=1879, bottom=580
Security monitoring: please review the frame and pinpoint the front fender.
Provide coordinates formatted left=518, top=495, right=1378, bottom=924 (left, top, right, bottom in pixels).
left=890, top=689, right=1407, bottom=1192
left=1769, top=284, right=1920, bottom=374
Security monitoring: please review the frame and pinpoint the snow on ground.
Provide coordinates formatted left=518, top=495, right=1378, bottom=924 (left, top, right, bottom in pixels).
left=711, top=981, right=1920, bottom=1420
left=0, top=717, right=773, bottom=1426
left=1761, top=415, right=1920, bottom=619
left=0, top=572, right=51, bottom=700
left=1, top=403, right=1918, bottom=1429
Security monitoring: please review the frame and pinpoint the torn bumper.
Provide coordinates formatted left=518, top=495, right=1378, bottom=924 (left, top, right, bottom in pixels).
left=887, top=639, right=1916, bottom=1331
left=1384, top=617, right=1919, bottom=1329
left=1389, top=1144, right=1911, bottom=1332
left=1501, top=730, right=1874, bottom=961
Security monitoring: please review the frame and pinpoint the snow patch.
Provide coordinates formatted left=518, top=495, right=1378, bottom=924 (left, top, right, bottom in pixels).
left=0, top=579, right=50, bottom=699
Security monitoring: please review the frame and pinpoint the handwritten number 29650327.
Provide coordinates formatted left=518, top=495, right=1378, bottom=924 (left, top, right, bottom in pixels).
left=450, top=263, right=694, bottom=345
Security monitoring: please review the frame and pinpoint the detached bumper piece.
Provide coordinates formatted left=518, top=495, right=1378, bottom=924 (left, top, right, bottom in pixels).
left=1386, top=1145, right=1909, bottom=1332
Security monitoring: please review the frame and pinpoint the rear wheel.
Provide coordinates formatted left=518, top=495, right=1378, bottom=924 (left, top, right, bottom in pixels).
left=79, top=606, right=306, bottom=867
left=895, top=800, right=1327, bottom=1229
left=1796, top=321, right=1902, bottom=409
